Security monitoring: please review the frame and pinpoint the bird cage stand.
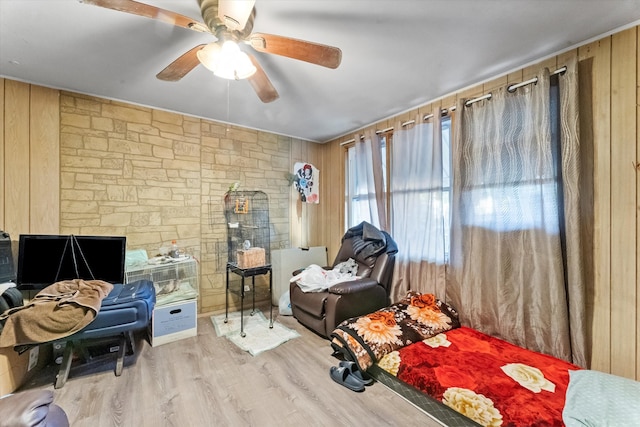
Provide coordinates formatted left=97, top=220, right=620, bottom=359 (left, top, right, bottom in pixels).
left=224, top=190, right=272, bottom=337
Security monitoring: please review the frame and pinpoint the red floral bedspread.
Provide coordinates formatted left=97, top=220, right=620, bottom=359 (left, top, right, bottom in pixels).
left=377, top=326, right=582, bottom=427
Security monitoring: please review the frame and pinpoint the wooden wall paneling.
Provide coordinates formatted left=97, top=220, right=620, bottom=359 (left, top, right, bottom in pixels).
left=320, top=138, right=346, bottom=263
left=455, top=85, right=485, bottom=107
left=446, top=95, right=457, bottom=112
left=506, top=68, right=524, bottom=86
left=29, top=86, right=60, bottom=234
left=325, top=139, right=340, bottom=261
left=303, top=141, right=313, bottom=246
left=295, top=140, right=308, bottom=248
left=326, top=139, right=343, bottom=254
left=417, top=101, right=434, bottom=121
left=439, top=95, right=456, bottom=115
left=378, top=118, right=393, bottom=136
left=3, top=80, right=30, bottom=236
left=305, top=142, right=320, bottom=247
left=396, top=110, right=416, bottom=129
left=303, top=140, right=315, bottom=247
left=523, top=57, right=557, bottom=81
left=556, top=50, right=576, bottom=72
left=289, top=138, right=303, bottom=248
left=636, top=28, right=640, bottom=380
left=320, top=135, right=344, bottom=255
left=0, top=79, right=4, bottom=230
left=579, top=37, right=613, bottom=374
left=609, top=27, right=637, bottom=379
left=306, top=141, right=323, bottom=247
left=306, top=141, right=319, bottom=246
left=482, top=75, right=509, bottom=95
left=454, top=86, right=485, bottom=132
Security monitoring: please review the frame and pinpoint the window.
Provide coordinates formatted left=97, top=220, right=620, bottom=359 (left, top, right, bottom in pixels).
left=345, top=118, right=451, bottom=260
left=459, top=80, right=561, bottom=234
left=345, top=136, right=386, bottom=229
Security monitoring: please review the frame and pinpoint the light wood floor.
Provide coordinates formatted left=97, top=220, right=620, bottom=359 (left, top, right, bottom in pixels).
left=20, top=306, right=444, bottom=427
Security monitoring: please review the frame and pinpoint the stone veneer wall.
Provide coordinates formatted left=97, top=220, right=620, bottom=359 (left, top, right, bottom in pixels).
left=59, top=92, right=297, bottom=314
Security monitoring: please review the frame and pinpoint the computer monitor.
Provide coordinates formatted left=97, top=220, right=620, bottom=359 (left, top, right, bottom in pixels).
left=17, top=234, right=126, bottom=290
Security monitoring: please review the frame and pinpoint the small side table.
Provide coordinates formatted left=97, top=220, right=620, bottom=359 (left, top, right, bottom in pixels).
left=225, top=262, right=273, bottom=337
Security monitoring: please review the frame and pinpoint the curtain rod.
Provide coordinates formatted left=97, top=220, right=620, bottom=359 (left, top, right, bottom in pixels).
left=465, top=66, right=567, bottom=107
left=339, top=108, right=456, bottom=145
left=339, top=65, right=566, bottom=146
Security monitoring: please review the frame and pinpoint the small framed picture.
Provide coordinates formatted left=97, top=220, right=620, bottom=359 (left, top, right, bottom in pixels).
left=234, top=198, right=249, bottom=214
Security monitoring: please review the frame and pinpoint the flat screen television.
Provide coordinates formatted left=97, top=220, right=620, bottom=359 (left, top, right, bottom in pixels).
left=17, top=234, right=126, bottom=290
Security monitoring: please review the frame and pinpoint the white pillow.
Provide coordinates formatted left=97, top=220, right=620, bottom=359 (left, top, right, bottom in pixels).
left=563, top=369, right=640, bottom=426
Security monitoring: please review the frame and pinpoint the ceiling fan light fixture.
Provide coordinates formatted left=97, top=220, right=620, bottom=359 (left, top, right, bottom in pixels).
left=197, top=41, right=256, bottom=80
left=217, top=40, right=257, bottom=80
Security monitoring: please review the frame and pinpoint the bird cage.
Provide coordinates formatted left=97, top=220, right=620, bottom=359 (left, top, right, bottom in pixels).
left=224, top=190, right=270, bottom=269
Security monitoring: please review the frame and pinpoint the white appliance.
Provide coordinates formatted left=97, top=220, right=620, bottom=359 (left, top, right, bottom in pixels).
left=271, top=246, right=327, bottom=305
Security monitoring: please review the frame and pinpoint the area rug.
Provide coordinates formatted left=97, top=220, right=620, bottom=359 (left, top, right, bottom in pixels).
left=211, top=310, right=300, bottom=356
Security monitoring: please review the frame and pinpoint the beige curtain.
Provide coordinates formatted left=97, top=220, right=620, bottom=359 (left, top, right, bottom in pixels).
left=447, top=56, right=587, bottom=366
left=558, top=56, right=588, bottom=367
left=389, top=110, right=447, bottom=303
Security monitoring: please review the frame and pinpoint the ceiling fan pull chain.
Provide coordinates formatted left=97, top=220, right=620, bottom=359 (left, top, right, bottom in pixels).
left=226, top=80, right=231, bottom=133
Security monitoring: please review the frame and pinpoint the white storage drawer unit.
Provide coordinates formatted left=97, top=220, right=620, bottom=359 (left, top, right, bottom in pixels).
left=151, top=298, right=197, bottom=346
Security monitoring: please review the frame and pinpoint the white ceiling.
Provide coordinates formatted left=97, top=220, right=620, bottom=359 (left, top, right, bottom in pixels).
left=2, top=0, right=640, bottom=143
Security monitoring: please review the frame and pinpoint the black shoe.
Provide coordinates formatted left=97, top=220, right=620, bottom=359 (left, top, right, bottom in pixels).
left=339, top=360, right=373, bottom=385
left=329, top=365, right=365, bottom=392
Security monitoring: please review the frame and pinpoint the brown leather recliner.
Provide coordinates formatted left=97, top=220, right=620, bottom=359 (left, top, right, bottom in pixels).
left=289, top=222, right=397, bottom=338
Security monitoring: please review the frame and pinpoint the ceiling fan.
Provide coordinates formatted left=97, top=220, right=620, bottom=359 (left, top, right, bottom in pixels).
left=81, top=0, right=342, bottom=103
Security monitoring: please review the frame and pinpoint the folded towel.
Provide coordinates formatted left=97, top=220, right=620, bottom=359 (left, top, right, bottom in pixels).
left=0, top=279, right=113, bottom=348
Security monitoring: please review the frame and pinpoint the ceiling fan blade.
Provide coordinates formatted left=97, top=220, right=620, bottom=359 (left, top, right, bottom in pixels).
left=82, top=0, right=210, bottom=33
left=247, top=55, right=279, bottom=103
left=249, top=33, right=342, bottom=69
left=217, top=0, right=256, bottom=32
left=156, top=44, right=206, bottom=81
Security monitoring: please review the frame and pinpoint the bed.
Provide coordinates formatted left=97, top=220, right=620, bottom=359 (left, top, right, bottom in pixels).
left=376, top=327, right=579, bottom=426
left=330, top=292, right=640, bottom=427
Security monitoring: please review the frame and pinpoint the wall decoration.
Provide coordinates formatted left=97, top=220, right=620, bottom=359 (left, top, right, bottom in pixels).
left=234, top=197, right=249, bottom=214
left=293, top=162, right=319, bottom=204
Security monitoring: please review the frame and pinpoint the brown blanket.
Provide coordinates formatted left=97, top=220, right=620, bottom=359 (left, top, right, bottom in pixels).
left=0, top=279, right=113, bottom=347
